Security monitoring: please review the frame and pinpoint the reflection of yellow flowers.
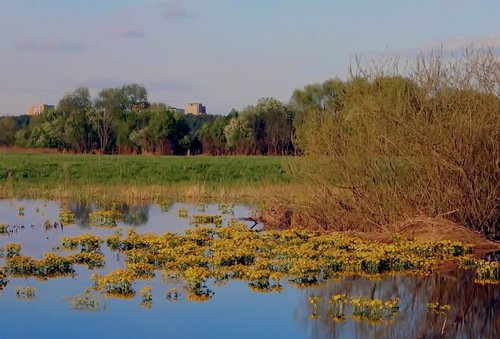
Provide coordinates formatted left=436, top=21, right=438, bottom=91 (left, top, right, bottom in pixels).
left=89, top=209, right=123, bottom=227
left=428, top=302, right=451, bottom=314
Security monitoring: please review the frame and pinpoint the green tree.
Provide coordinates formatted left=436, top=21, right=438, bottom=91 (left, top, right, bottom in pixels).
left=58, top=87, right=94, bottom=152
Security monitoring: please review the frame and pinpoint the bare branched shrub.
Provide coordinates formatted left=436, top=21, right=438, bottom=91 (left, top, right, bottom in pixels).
left=292, top=47, right=500, bottom=237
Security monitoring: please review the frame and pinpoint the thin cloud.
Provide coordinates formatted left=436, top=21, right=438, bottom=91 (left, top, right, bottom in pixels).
left=114, top=29, right=146, bottom=39
left=364, top=33, right=500, bottom=60
left=14, top=38, right=87, bottom=52
left=422, top=33, right=500, bottom=53
left=60, top=79, right=194, bottom=92
left=162, top=0, right=194, bottom=20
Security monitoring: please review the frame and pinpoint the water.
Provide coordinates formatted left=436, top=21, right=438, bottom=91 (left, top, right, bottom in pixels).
left=0, top=200, right=498, bottom=339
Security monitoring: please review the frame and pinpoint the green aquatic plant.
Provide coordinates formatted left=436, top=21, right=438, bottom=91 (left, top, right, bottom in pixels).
left=0, top=223, right=9, bottom=234
left=350, top=296, right=400, bottom=321
left=329, top=294, right=348, bottom=319
left=191, top=214, right=223, bottom=227
left=0, top=268, right=8, bottom=290
left=177, top=208, right=189, bottom=218
left=68, top=252, right=105, bottom=269
left=308, top=296, right=322, bottom=319
left=67, top=288, right=103, bottom=312
left=460, top=258, right=500, bottom=284
left=5, top=243, right=21, bottom=258
left=16, top=286, right=36, bottom=300
left=6, top=252, right=74, bottom=277
left=428, top=302, right=451, bottom=315
left=58, top=209, right=75, bottom=224
left=61, top=234, right=103, bottom=252
left=165, top=288, right=180, bottom=302
left=92, top=270, right=135, bottom=297
left=89, top=209, right=123, bottom=227
left=218, top=204, right=235, bottom=215
left=140, top=285, right=153, bottom=308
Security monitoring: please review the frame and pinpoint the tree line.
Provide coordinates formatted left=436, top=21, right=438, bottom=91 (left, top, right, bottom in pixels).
left=0, top=84, right=299, bottom=155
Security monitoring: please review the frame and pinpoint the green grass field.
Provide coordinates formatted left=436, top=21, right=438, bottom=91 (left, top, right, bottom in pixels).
left=0, top=153, right=294, bottom=186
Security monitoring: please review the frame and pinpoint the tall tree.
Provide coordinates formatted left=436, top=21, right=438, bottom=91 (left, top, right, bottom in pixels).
left=58, top=87, right=93, bottom=152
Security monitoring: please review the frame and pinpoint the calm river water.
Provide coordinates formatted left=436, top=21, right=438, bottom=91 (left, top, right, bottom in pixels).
left=0, top=200, right=498, bottom=339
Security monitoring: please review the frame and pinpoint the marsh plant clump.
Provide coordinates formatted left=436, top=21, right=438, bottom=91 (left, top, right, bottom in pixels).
left=0, top=223, right=9, bottom=235
left=67, top=288, right=103, bottom=312
left=308, top=294, right=400, bottom=322
left=177, top=208, right=189, bottom=218
left=89, top=209, right=123, bottom=227
left=15, top=286, right=36, bottom=300
left=0, top=268, right=7, bottom=290
left=460, top=258, right=500, bottom=284
left=191, top=214, right=223, bottom=227
left=427, top=302, right=451, bottom=315
left=78, top=225, right=483, bottom=300
left=0, top=225, right=493, bottom=304
left=61, top=234, right=103, bottom=253
left=58, top=209, right=75, bottom=224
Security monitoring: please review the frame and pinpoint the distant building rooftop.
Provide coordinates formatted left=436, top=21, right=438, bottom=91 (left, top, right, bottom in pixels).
left=184, top=103, right=206, bottom=115
left=26, top=103, right=54, bottom=116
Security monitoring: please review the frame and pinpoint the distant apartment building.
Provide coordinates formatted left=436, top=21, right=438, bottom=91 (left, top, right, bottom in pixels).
left=184, top=103, right=206, bottom=115
left=26, top=103, right=54, bottom=116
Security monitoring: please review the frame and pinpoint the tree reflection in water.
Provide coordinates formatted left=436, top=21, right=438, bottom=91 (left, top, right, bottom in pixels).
left=67, top=202, right=150, bottom=227
left=298, top=270, right=499, bottom=338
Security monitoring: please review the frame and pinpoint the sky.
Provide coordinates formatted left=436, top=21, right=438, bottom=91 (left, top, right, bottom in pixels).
left=0, top=0, right=499, bottom=116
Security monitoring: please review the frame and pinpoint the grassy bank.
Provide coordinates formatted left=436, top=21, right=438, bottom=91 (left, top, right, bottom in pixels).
left=0, top=153, right=298, bottom=202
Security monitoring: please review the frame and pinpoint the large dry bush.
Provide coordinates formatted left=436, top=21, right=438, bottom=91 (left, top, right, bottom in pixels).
left=291, top=48, right=500, bottom=237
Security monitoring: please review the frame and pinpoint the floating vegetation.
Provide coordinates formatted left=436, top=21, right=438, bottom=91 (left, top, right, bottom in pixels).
left=218, top=204, right=235, bottom=215
left=308, top=296, right=322, bottom=319
left=71, top=226, right=479, bottom=299
left=5, top=243, right=22, bottom=258
left=309, top=294, right=400, bottom=322
left=67, top=288, right=103, bottom=312
left=16, top=286, right=36, bottom=300
left=177, top=208, right=189, bottom=218
left=68, top=252, right=105, bottom=269
left=329, top=293, right=348, bottom=320
left=0, top=268, right=7, bottom=290
left=191, top=214, right=223, bottom=227
left=140, top=285, right=153, bottom=308
left=61, top=234, right=102, bottom=253
left=0, top=225, right=488, bottom=303
left=428, top=302, right=451, bottom=315
left=58, top=209, right=75, bottom=224
left=165, top=288, right=180, bottom=302
left=89, top=209, right=122, bottom=227
left=5, top=252, right=75, bottom=277
left=351, top=296, right=400, bottom=321
left=0, top=223, right=8, bottom=234
left=92, top=270, right=135, bottom=297
left=460, top=258, right=500, bottom=284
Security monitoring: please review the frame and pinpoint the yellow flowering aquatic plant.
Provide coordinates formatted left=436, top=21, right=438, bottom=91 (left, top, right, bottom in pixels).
left=58, top=209, right=75, bottom=224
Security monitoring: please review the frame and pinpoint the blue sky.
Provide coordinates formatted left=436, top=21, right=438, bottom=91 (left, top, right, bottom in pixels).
left=1, top=0, right=499, bottom=115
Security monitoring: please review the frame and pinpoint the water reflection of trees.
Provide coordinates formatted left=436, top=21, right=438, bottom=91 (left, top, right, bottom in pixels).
left=297, top=271, right=499, bottom=338
left=114, top=203, right=150, bottom=227
left=68, top=202, right=150, bottom=227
